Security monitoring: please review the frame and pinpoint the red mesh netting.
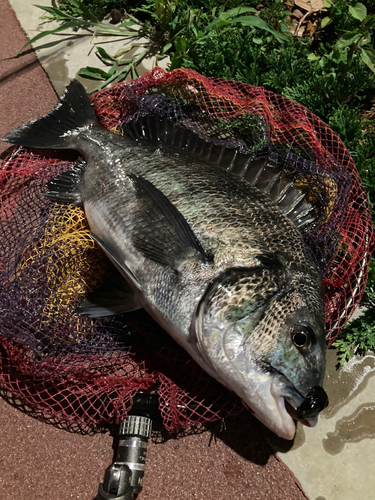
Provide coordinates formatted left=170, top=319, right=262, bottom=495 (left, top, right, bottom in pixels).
left=0, top=68, right=373, bottom=432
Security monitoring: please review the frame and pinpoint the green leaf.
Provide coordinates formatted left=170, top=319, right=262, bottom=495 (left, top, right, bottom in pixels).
left=228, top=16, right=289, bottom=43
left=15, top=20, right=87, bottom=56
left=174, top=36, right=187, bottom=54
left=131, top=64, right=139, bottom=80
left=65, top=0, right=98, bottom=22
left=87, top=75, right=117, bottom=93
left=85, top=66, right=131, bottom=94
left=155, top=0, right=165, bottom=19
left=204, top=6, right=257, bottom=31
left=321, top=16, right=331, bottom=28
left=360, top=48, right=375, bottom=72
left=161, top=42, right=172, bottom=54
left=108, top=62, right=119, bottom=76
left=308, top=53, right=320, bottom=62
left=335, top=32, right=362, bottom=50
left=115, top=64, right=132, bottom=82
left=34, top=4, right=78, bottom=20
left=205, top=16, right=230, bottom=31
left=194, top=32, right=218, bottom=45
left=323, top=0, right=333, bottom=6
left=348, top=3, right=367, bottom=22
left=363, top=47, right=375, bottom=62
left=96, top=46, right=118, bottom=63
left=360, top=34, right=372, bottom=46
left=132, top=50, right=148, bottom=64
left=113, top=42, right=146, bottom=58
left=169, top=51, right=183, bottom=71
left=332, top=340, right=353, bottom=365
left=90, top=24, right=139, bottom=36
left=116, top=57, right=134, bottom=65
left=362, top=15, right=375, bottom=29
left=78, top=66, right=111, bottom=80
left=222, top=7, right=257, bottom=17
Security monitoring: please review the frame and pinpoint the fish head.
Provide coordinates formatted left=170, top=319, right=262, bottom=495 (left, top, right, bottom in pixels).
left=192, top=263, right=327, bottom=440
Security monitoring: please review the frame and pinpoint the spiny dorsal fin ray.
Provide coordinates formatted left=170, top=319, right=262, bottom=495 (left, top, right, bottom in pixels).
left=123, top=115, right=318, bottom=230
left=124, top=114, right=243, bottom=170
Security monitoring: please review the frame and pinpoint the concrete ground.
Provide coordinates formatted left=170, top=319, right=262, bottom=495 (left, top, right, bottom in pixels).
left=1, top=1, right=375, bottom=499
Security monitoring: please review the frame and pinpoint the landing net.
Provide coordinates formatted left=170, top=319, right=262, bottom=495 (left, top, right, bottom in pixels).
left=0, top=68, right=372, bottom=431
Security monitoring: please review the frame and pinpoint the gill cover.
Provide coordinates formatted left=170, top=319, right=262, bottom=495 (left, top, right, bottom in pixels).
left=192, top=259, right=285, bottom=375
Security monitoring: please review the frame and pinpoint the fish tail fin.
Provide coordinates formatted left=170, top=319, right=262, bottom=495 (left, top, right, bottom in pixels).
left=1, top=79, right=98, bottom=150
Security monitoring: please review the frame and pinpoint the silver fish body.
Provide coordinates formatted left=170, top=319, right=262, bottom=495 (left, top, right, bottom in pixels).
left=1, top=80, right=327, bottom=439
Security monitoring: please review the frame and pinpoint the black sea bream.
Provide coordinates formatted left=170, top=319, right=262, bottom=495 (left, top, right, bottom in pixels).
left=2, top=80, right=328, bottom=439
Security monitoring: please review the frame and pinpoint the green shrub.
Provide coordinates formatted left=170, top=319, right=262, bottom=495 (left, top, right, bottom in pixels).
left=57, top=0, right=131, bottom=19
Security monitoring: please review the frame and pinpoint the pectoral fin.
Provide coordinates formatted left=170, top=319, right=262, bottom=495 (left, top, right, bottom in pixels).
left=128, top=174, right=211, bottom=270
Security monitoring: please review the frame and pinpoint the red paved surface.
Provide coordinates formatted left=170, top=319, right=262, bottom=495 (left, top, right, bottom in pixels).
left=0, top=0, right=58, bottom=154
left=0, top=0, right=308, bottom=498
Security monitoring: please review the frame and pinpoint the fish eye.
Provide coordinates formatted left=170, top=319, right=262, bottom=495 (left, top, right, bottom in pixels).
left=291, top=323, right=314, bottom=350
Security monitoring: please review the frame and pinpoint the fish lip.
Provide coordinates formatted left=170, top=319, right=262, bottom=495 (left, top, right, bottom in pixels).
left=269, top=368, right=319, bottom=429
left=270, top=369, right=305, bottom=411
left=241, top=397, right=297, bottom=441
left=284, top=400, right=318, bottom=429
left=270, top=369, right=326, bottom=430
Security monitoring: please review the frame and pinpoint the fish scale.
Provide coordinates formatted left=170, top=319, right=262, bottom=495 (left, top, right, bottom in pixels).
left=85, top=144, right=311, bottom=275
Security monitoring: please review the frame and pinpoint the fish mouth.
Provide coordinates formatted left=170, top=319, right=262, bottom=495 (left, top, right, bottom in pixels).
left=270, top=371, right=328, bottom=439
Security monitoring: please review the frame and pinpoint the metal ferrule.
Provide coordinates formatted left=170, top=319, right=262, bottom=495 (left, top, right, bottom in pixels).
left=119, top=415, right=152, bottom=439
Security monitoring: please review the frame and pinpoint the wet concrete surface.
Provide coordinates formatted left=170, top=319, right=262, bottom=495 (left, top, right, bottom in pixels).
left=7, top=0, right=167, bottom=95
left=278, top=349, right=375, bottom=499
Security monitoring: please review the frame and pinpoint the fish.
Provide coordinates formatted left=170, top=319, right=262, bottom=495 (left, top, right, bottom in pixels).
left=1, top=79, right=328, bottom=440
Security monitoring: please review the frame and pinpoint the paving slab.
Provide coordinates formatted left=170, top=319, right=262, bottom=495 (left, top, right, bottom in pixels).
left=7, top=0, right=167, bottom=95
left=276, top=349, right=375, bottom=500
left=0, top=0, right=57, bottom=155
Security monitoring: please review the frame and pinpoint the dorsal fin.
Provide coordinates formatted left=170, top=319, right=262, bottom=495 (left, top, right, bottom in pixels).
left=122, top=115, right=316, bottom=230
